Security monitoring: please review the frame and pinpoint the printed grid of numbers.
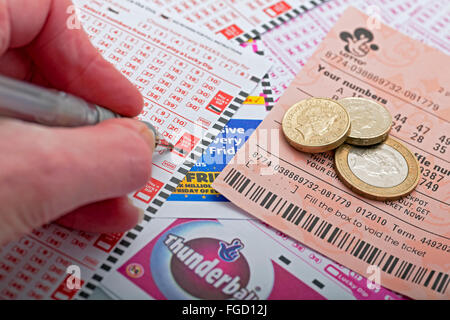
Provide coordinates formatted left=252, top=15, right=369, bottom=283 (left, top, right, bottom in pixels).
left=78, top=10, right=244, bottom=176
left=401, top=0, right=450, bottom=54
left=0, top=223, right=123, bottom=299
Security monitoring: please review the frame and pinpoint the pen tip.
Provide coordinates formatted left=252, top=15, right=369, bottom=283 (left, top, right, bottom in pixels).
left=172, top=146, right=186, bottom=154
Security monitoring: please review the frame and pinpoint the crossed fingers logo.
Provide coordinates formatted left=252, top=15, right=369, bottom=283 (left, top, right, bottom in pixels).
left=340, top=28, right=379, bottom=57
left=218, top=239, right=244, bottom=262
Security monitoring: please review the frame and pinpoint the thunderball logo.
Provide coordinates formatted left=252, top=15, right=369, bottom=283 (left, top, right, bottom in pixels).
left=162, top=234, right=258, bottom=299
left=339, top=28, right=379, bottom=57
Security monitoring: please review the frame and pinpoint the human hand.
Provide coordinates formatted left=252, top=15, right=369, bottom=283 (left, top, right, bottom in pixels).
left=0, top=0, right=154, bottom=245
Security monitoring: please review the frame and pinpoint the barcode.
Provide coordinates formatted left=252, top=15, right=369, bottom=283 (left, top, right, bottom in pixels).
left=224, top=169, right=450, bottom=295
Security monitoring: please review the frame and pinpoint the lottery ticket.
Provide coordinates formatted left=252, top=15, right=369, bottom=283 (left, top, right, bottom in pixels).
left=140, top=0, right=330, bottom=43
left=101, top=218, right=404, bottom=300
left=242, top=72, right=275, bottom=112
left=73, top=0, right=271, bottom=215
left=131, top=79, right=272, bottom=220
left=0, top=225, right=124, bottom=300
left=139, top=81, right=274, bottom=221
left=0, top=0, right=271, bottom=300
left=155, top=117, right=262, bottom=220
left=260, top=0, right=449, bottom=102
left=213, top=7, right=450, bottom=300
left=99, top=115, right=405, bottom=300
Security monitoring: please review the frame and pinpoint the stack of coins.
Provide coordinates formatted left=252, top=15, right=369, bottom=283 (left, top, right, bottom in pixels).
left=282, top=97, right=420, bottom=201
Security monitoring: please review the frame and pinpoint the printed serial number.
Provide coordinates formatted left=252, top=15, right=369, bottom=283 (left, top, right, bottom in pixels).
left=420, top=237, right=450, bottom=252
left=251, top=152, right=351, bottom=207
left=356, top=207, right=387, bottom=226
left=324, top=51, right=440, bottom=111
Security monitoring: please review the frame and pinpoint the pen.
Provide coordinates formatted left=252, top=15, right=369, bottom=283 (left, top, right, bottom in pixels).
left=0, top=74, right=175, bottom=152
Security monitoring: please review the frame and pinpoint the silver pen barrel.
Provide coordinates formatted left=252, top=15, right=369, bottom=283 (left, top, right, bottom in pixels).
left=0, top=75, right=174, bottom=152
left=0, top=75, right=118, bottom=127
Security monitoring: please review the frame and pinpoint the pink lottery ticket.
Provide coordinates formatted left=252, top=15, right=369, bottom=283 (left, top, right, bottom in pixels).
left=213, top=7, right=450, bottom=300
left=260, top=0, right=449, bottom=102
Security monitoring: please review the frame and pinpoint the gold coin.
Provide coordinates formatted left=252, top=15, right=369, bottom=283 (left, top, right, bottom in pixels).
left=339, top=97, right=392, bottom=146
left=334, top=137, right=420, bottom=201
left=282, top=98, right=351, bottom=153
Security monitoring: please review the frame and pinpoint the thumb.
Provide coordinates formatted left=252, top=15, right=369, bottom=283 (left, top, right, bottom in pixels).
left=0, top=118, right=154, bottom=245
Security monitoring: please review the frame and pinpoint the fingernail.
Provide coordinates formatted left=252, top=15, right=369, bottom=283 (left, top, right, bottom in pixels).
left=135, top=121, right=156, bottom=150
left=108, top=119, right=156, bottom=150
left=128, top=198, right=146, bottom=224
left=137, top=208, right=145, bottom=224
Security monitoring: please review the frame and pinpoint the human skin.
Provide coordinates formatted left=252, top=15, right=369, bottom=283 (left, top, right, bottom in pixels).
left=0, top=0, right=154, bottom=245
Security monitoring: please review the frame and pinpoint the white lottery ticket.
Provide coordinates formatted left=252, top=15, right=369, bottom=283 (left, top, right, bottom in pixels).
left=72, top=0, right=271, bottom=215
left=0, top=0, right=271, bottom=300
left=0, top=225, right=123, bottom=300
left=132, top=80, right=272, bottom=221
left=149, top=118, right=263, bottom=221
left=399, top=0, right=450, bottom=54
left=130, top=85, right=269, bottom=221
left=101, top=218, right=405, bottom=300
left=138, top=0, right=330, bottom=43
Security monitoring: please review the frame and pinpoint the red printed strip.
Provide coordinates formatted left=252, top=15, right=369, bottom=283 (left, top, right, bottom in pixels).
left=172, top=132, right=201, bottom=158
left=264, top=1, right=292, bottom=18
left=93, top=233, right=125, bottom=253
left=51, top=274, right=85, bottom=300
left=206, top=91, right=234, bottom=115
left=134, top=178, right=166, bottom=204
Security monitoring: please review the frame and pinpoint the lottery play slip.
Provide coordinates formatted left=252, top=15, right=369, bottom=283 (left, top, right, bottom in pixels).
left=101, top=218, right=404, bottom=300
left=213, top=7, right=450, bottom=300
left=0, top=0, right=271, bottom=300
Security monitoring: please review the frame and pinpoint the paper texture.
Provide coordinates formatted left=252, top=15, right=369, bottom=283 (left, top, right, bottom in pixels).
left=213, top=7, right=450, bottom=299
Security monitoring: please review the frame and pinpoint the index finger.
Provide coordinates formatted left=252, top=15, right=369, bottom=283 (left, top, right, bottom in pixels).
left=7, top=0, right=143, bottom=116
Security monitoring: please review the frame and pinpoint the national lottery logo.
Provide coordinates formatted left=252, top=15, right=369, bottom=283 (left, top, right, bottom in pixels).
left=150, top=220, right=274, bottom=300
left=218, top=239, right=244, bottom=262
left=339, top=28, right=379, bottom=57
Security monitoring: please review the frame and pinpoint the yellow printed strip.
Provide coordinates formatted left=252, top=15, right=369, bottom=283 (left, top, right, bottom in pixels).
left=244, top=96, right=265, bottom=105
left=173, top=172, right=221, bottom=195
